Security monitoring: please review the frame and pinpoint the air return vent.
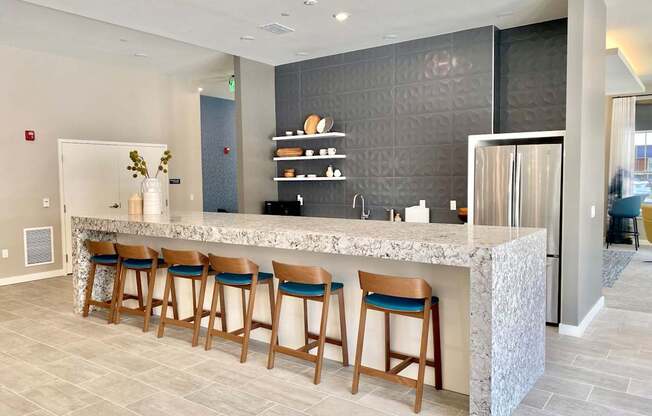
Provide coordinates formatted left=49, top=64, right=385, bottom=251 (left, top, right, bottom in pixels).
left=258, top=22, right=295, bottom=35
left=24, top=226, right=54, bottom=267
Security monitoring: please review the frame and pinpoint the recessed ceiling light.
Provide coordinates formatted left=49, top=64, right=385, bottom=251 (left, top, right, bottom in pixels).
left=497, top=11, right=513, bottom=18
left=197, top=87, right=203, bottom=92
left=333, top=12, right=350, bottom=22
left=303, top=0, right=318, bottom=5
left=383, top=34, right=398, bottom=40
left=296, top=52, right=309, bottom=56
left=119, top=38, right=128, bottom=42
left=133, top=52, right=148, bottom=58
left=240, top=35, right=255, bottom=41
left=281, top=12, right=290, bottom=17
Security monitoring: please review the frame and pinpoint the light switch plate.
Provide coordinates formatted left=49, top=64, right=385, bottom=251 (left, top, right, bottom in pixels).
left=590, top=205, right=596, bottom=218
left=450, top=200, right=457, bottom=211
left=1, top=249, right=8, bottom=259
left=42, top=198, right=50, bottom=208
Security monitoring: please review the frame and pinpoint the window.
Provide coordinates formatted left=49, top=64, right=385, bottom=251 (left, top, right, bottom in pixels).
left=634, top=131, right=652, bottom=202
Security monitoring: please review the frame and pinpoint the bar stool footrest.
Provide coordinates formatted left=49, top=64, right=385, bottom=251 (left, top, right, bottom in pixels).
left=359, top=365, right=417, bottom=388
left=389, top=350, right=437, bottom=368
left=307, top=331, right=343, bottom=347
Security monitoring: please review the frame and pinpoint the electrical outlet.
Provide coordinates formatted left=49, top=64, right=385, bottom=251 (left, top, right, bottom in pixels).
left=297, top=194, right=304, bottom=206
left=590, top=205, right=596, bottom=218
left=450, top=200, right=457, bottom=211
left=42, top=198, right=50, bottom=208
left=1, top=249, right=8, bottom=259
left=189, top=194, right=195, bottom=201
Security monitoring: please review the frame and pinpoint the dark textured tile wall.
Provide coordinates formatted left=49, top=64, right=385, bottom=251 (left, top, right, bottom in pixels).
left=498, top=19, right=568, bottom=133
left=274, top=27, right=495, bottom=223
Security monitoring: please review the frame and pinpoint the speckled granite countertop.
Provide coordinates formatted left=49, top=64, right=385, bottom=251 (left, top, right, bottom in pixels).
left=71, top=211, right=547, bottom=416
left=71, top=211, right=544, bottom=268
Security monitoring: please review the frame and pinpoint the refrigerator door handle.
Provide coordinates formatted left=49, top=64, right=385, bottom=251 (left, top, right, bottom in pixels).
left=514, top=152, right=523, bottom=227
left=508, top=152, right=515, bottom=227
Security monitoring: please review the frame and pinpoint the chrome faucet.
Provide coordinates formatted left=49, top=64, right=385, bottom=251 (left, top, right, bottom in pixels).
left=352, top=193, right=370, bottom=220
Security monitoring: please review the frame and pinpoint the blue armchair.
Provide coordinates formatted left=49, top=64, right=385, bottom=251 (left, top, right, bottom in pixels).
left=607, top=195, right=644, bottom=250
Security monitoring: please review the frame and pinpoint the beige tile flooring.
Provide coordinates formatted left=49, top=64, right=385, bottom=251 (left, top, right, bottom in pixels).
left=1, top=246, right=652, bottom=415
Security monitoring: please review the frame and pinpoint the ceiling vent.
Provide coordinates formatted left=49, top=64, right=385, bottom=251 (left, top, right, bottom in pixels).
left=259, top=22, right=295, bottom=35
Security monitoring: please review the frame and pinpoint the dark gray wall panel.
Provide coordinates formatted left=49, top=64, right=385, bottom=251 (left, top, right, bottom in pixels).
left=274, top=27, right=495, bottom=223
left=498, top=18, right=568, bottom=133
left=200, top=96, right=237, bottom=213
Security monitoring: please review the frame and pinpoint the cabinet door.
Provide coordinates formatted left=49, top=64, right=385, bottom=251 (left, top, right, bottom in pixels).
left=61, top=142, right=121, bottom=272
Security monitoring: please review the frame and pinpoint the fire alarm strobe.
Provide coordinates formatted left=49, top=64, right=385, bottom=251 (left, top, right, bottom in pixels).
left=25, top=130, right=35, bottom=141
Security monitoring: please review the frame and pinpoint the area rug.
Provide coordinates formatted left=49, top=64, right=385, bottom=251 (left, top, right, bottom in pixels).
left=603, top=249, right=635, bottom=288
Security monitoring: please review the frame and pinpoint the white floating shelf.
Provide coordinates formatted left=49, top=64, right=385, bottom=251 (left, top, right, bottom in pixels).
left=274, top=154, right=347, bottom=161
left=272, top=132, right=345, bottom=141
left=273, top=176, right=347, bottom=182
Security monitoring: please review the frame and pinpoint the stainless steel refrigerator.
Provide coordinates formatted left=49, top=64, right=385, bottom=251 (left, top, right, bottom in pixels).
left=474, top=142, right=563, bottom=324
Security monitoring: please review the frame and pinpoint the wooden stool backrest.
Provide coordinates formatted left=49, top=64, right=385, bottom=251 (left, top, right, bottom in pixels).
left=86, top=241, right=116, bottom=256
left=208, top=254, right=259, bottom=275
left=115, top=243, right=158, bottom=260
left=358, top=270, right=431, bottom=299
left=272, top=261, right=331, bottom=284
left=161, top=247, right=208, bottom=266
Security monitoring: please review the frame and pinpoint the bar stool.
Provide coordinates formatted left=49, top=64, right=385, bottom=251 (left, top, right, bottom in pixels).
left=267, top=261, right=348, bottom=385
left=83, top=241, right=123, bottom=322
left=351, top=271, right=442, bottom=413
left=204, top=255, right=275, bottom=362
left=157, top=248, right=212, bottom=347
left=112, top=244, right=172, bottom=332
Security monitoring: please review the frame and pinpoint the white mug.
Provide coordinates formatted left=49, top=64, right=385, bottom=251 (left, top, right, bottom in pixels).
left=305, top=149, right=314, bottom=156
left=319, top=149, right=327, bottom=156
left=327, top=147, right=336, bottom=155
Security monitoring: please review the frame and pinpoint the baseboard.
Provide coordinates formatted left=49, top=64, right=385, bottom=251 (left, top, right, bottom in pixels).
left=0, top=269, right=66, bottom=286
left=558, top=296, right=604, bottom=337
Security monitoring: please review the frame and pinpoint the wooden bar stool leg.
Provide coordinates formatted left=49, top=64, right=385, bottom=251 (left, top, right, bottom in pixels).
left=205, top=282, right=220, bottom=351
left=313, top=289, right=331, bottom=384
left=192, top=279, right=197, bottom=312
left=157, top=272, right=173, bottom=338
left=414, top=305, right=431, bottom=413
left=218, top=284, right=227, bottom=331
left=170, top=277, right=179, bottom=320
left=143, top=264, right=157, bottom=332
left=240, top=282, right=257, bottom=362
left=352, top=295, right=368, bottom=395
left=82, top=262, right=97, bottom=317
left=267, top=289, right=283, bottom=369
left=240, top=288, right=247, bottom=324
left=113, top=266, right=129, bottom=324
left=135, top=271, right=145, bottom=310
left=302, top=299, right=309, bottom=346
left=191, top=274, right=208, bottom=347
left=337, top=289, right=349, bottom=367
left=384, top=312, right=391, bottom=371
left=432, top=303, right=442, bottom=390
left=267, top=280, right=276, bottom=330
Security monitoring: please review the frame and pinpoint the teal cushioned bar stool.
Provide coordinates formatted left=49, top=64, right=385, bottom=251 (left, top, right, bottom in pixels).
left=83, top=240, right=122, bottom=323
left=267, top=261, right=348, bottom=385
left=157, top=248, right=213, bottom=347
left=352, top=271, right=442, bottom=414
left=204, top=255, right=276, bottom=363
left=112, top=244, right=172, bottom=332
left=607, top=195, right=644, bottom=250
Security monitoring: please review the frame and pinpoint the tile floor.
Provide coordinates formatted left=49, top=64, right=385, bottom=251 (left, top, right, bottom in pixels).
left=1, top=246, right=652, bottom=415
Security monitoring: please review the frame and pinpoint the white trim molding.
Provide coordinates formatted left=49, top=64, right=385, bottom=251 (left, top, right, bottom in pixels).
left=558, top=296, right=604, bottom=337
left=0, top=269, right=67, bottom=286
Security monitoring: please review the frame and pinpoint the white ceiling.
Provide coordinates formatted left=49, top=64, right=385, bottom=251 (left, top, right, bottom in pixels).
left=19, top=0, right=568, bottom=66
left=0, top=0, right=234, bottom=79
left=605, top=0, right=652, bottom=89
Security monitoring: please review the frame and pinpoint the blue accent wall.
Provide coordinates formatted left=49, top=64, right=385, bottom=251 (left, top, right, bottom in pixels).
left=200, top=96, right=237, bottom=213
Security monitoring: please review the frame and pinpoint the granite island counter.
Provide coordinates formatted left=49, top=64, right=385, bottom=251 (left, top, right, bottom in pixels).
left=71, top=212, right=546, bottom=416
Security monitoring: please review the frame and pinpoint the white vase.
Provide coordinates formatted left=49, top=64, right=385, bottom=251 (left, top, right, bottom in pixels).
left=142, top=178, right=162, bottom=215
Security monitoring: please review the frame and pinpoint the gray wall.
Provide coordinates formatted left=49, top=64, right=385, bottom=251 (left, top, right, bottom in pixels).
left=235, top=57, right=278, bottom=213
left=636, top=102, right=652, bottom=131
left=200, top=95, right=237, bottom=213
left=275, top=27, right=495, bottom=222
left=562, top=0, right=606, bottom=327
left=497, top=19, right=568, bottom=133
